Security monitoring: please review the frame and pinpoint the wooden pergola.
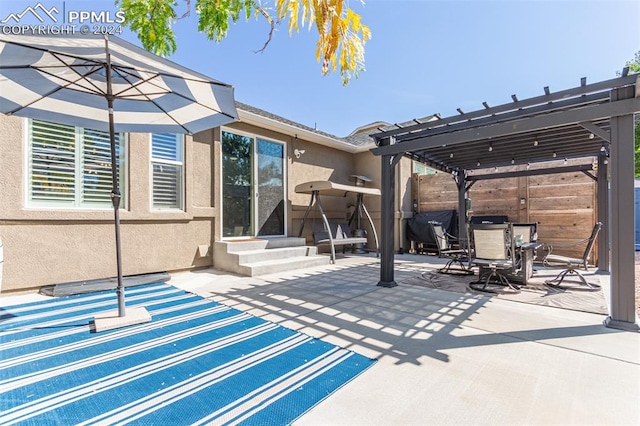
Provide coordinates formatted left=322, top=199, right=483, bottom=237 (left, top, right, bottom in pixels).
left=370, top=74, right=640, bottom=332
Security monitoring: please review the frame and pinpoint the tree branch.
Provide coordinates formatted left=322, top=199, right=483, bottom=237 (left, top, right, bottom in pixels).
left=177, top=0, right=191, bottom=20
left=253, top=5, right=281, bottom=54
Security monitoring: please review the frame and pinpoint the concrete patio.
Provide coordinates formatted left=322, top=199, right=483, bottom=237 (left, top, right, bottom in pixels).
left=2, top=253, right=639, bottom=424
left=168, top=253, right=639, bottom=425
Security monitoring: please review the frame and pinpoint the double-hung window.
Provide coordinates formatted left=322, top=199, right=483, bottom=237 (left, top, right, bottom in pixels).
left=27, top=119, right=126, bottom=209
left=151, top=133, right=184, bottom=210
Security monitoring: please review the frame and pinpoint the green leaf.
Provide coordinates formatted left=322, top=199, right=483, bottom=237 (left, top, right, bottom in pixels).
left=196, top=0, right=254, bottom=42
left=116, top=0, right=178, bottom=56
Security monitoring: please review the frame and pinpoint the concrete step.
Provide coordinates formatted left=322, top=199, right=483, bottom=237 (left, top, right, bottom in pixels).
left=238, top=255, right=330, bottom=277
left=234, top=246, right=318, bottom=264
left=213, top=239, right=324, bottom=276
left=217, top=237, right=308, bottom=253
left=264, top=237, right=307, bottom=249
left=217, top=240, right=269, bottom=253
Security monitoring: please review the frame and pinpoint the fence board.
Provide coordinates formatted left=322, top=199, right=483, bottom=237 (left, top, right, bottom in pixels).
left=529, top=196, right=594, bottom=210
left=412, top=165, right=598, bottom=263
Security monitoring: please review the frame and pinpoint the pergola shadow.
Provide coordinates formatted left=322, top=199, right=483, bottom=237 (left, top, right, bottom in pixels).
left=185, top=258, right=624, bottom=365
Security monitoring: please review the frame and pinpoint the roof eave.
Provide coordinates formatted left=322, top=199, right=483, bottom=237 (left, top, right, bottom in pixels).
left=237, top=108, right=368, bottom=153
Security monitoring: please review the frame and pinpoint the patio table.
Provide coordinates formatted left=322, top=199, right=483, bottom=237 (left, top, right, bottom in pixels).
left=477, top=242, right=542, bottom=285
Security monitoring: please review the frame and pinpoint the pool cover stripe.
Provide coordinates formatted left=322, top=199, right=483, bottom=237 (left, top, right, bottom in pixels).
left=0, top=284, right=375, bottom=425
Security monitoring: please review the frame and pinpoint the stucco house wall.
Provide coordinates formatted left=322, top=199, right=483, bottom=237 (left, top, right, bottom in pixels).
left=0, top=106, right=393, bottom=293
left=0, top=115, right=219, bottom=292
left=219, top=121, right=356, bottom=245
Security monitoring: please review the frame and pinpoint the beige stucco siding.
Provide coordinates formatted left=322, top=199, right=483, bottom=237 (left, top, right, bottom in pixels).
left=191, top=129, right=215, bottom=210
left=0, top=115, right=216, bottom=292
left=0, top=220, right=213, bottom=292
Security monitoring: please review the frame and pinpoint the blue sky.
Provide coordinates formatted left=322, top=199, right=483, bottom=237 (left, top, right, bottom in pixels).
left=3, top=0, right=639, bottom=136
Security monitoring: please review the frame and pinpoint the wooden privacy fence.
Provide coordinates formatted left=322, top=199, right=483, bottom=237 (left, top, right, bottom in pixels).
left=412, top=162, right=598, bottom=262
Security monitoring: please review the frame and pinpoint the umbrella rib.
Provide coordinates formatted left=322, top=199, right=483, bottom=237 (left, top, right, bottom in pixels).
left=109, top=66, right=170, bottom=98
left=114, top=69, right=189, bottom=133
left=48, top=51, right=110, bottom=95
left=4, top=53, right=108, bottom=115
left=35, top=65, right=106, bottom=94
left=114, top=71, right=235, bottom=133
left=2, top=38, right=234, bottom=88
left=0, top=39, right=106, bottom=65
left=109, top=65, right=236, bottom=120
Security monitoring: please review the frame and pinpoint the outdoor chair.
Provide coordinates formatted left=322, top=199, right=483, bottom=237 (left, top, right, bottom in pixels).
left=512, top=223, right=538, bottom=245
left=543, top=222, right=602, bottom=290
left=429, top=222, right=473, bottom=275
left=468, top=223, right=520, bottom=293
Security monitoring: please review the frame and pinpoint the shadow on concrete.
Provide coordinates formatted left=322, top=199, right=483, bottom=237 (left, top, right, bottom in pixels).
left=184, top=257, right=624, bottom=366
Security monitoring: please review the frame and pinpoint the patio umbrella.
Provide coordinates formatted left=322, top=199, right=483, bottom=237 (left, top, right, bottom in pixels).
left=0, top=30, right=238, bottom=327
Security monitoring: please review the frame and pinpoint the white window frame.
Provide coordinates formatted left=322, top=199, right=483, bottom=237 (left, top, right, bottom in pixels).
left=24, top=118, right=127, bottom=210
left=150, top=133, right=185, bottom=211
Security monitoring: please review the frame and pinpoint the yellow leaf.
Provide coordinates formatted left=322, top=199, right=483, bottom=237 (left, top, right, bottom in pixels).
left=276, top=0, right=370, bottom=84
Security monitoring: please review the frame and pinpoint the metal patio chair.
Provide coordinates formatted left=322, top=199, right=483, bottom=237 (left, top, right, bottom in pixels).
left=512, top=223, right=538, bottom=245
left=429, top=222, right=473, bottom=275
left=543, top=222, right=602, bottom=290
left=468, top=223, right=520, bottom=293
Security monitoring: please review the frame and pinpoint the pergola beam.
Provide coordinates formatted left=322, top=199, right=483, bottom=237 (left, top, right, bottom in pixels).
left=579, top=121, right=611, bottom=142
left=373, top=74, right=638, bottom=140
left=466, top=164, right=593, bottom=181
left=372, top=97, right=640, bottom=157
left=393, top=92, right=609, bottom=144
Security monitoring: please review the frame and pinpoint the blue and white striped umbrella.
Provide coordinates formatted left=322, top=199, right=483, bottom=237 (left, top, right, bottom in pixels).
left=0, top=30, right=238, bottom=322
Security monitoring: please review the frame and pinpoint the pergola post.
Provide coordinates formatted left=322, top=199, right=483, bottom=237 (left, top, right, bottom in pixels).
left=604, top=85, right=639, bottom=331
left=455, top=171, right=468, bottom=247
left=378, top=136, right=398, bottom=288
left=597, top=153, right=609, bottom=272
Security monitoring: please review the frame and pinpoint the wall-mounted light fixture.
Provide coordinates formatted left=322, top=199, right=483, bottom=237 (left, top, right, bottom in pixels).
left=294, top=149, right=306, bottom=159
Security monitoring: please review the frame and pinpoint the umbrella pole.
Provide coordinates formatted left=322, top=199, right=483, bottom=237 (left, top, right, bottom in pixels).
left=93, top=35, right=150, bottom=332
left=108, top=100, right=125, bottom=318
left=105, top=39, right=125, bottom=318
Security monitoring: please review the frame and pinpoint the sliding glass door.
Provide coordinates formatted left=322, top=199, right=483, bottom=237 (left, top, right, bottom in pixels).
left=222, top=131, right=285, bottom=238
